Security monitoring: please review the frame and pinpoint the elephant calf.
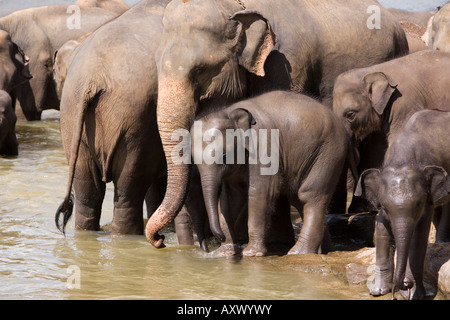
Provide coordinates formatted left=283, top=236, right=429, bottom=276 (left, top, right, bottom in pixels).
left=191, top=91, right=356, bottom=256
left=0, top=90, right=17, bottom=156
left=356, top=110, right=450, bottom=300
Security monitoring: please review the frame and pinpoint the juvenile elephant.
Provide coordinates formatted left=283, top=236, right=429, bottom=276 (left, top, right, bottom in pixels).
left=332, top=50, right=450, bottom=212
left=356, top=110, right=450, bottom=300
left=426, top=3, right=450, bottom=52
left=145, top=0, right=409, bottom=248
left=0, top=5, right=119, bottom=120
left=75, top=0, right=130, bottom=14
left=55, top=0, right=171, bottom=235
left=0, top=90, right=17, bottom=156
left=53, top=33, right=92, bottom=100
left=190, top=91, right=356, bottom=256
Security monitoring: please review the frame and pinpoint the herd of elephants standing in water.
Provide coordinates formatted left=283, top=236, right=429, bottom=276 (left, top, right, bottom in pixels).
left=0, top=0, right=450, bottom=300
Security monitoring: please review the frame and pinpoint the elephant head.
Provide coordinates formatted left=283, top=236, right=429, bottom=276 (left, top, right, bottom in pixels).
left=332, top=71, right=398, bottom=145
left=427, top=4, right=450, bottom=52
left=145, top=0, right=276, bottom=247
left=191, top=107, right=255, bottom=242
left=355, top=165, right=450, bottom=292
left=0, top=30, right=32, bottom=92
left=0, top=30, right=36, bottom=120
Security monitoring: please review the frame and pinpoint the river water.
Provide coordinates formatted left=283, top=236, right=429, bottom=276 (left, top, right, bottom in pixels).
left=0, top=0, right=447, bottom=300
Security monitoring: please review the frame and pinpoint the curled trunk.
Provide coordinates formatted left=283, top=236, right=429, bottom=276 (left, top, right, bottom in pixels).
left=144, top=77, right=197, bottom=248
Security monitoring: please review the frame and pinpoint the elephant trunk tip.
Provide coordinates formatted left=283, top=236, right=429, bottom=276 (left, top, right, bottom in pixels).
left=213, top=229, right=226, bottom=243
left=145, top=226, right=166, bottom=248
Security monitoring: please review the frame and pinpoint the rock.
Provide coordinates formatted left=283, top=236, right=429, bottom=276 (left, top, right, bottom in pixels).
left=438, top=261, right=450, bottom=299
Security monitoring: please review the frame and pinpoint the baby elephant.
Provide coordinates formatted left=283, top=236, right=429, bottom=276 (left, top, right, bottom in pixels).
left=356, top=110, right=450, bottom=300
left=190, top=91, right=355, bottom=256
left=0, top=90, right=18, bottom=156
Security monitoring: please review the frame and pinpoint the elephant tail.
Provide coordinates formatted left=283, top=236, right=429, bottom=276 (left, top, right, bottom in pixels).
left=55, top=83, right=103, bottom=233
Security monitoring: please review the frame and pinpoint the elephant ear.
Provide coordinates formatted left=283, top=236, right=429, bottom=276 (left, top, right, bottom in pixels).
left=363, top=72, right=398, bottom=116
left=229, top=10, right=277, bottom=77
left=229, top=108, right=256, bottom=151
left=424, top=166, right=450, bottom=206
left=229, top=107, right=256, bottom=131
left=354, top=169, right=381, bottom=209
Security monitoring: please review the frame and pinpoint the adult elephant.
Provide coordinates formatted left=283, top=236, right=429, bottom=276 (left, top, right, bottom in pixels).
left=55, top=0, right=172, bottom=235
left=75, top=0, right=130, bottom=14
left=145, top=0, right=409, bottom=248
left=0, top=5, right=119, bottom=120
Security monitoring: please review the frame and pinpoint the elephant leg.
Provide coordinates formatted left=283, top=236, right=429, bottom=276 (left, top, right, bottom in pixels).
left=243, top=176, right=277, bottom=257
left=112, top=177, right=147, bottom=235
left=174, top=205, right=194, bottom=246
left=370, top=213, right=394, bottom=296
left=288, top=197, right=326, bottom=254
left=402, top=210, right=433, bottom=300
left=435, top=204, right=450, bottom=243
left=266, top=195, right=295, bottom=255
left=111, top=150, right=150, bottom=235
left=73, top=150, right=106, bottom=231
left=145, top=175, right=166, bottom=218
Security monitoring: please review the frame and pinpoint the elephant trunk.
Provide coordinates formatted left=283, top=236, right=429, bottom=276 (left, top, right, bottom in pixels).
left=144, top=77, right=197, bottom=248
left=392, top=218, right=415, bottom=291
left=200, top=170, right=226, bottom=242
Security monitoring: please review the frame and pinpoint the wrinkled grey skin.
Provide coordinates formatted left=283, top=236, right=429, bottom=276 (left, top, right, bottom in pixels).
left=193, top=91, right=354, bottom=256
left=0, top=5, right=119, bottom=120
left=356, top=110, right=450, bottom=300
left=0, top=90, right=17, bottom=156
left=145, top=0, right=409, bottom=248
left=427, top=3, right=450, bottom=52
left=75, top=0, right=130, bottom=14
left=55, top=0, right=172, bottom=236
left=333, top=50, right=450, bottom=213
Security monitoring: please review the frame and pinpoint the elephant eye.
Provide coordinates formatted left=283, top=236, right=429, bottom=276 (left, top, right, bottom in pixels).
left=345, top=110, right=357, bottom=122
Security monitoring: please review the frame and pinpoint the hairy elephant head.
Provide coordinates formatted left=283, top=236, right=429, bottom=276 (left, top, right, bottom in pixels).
left=145, top=0, right=277, bottom=247
left=356, top=165, right=450, bottom=294
left=332, top=71, right=398, bottom=145
left=428, top=3, right=450, bottom=52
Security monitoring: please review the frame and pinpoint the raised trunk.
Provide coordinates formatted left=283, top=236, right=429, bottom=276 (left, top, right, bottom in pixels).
left=144, top=77, right=197, bottom=248
left=199, top=171, right=226, bottom=242
left=392, top=218, right=415, bottom=290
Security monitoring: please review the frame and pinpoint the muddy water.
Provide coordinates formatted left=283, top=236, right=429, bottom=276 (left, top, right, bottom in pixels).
left=0, top=112, right=375, bottom=300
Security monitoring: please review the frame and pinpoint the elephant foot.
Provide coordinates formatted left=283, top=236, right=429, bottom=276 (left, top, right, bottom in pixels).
left=287, top=242, right=319, bottom=255
left=243, top=242, right=267, bottom=257
left=215, top=243, right=242, bottom=257
left=368, top=268, right=392, bottom=297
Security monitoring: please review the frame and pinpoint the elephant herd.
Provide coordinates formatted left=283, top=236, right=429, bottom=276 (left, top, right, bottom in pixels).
left=1, top=0, right=450, bottom=300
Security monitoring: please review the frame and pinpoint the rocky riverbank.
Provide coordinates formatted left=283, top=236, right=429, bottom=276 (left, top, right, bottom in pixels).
left=266, top=213, right=450, bottom=300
